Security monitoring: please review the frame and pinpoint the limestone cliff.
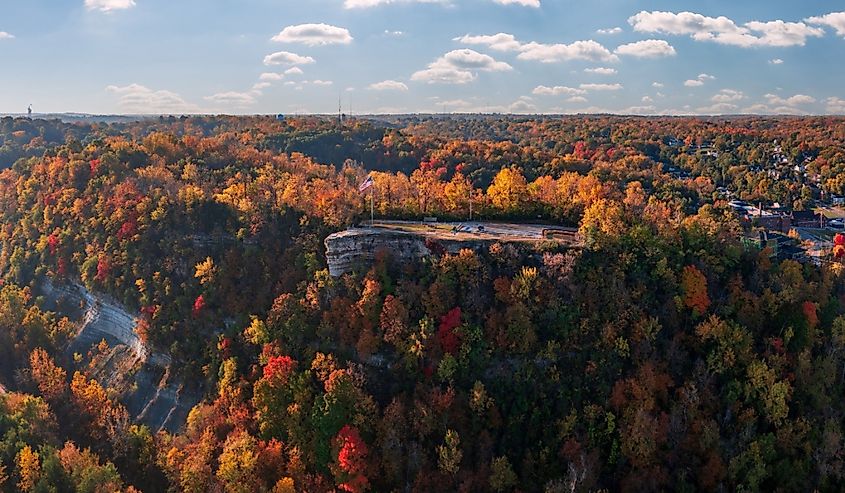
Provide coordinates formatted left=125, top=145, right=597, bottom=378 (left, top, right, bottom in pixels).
left=325, top=222, right=581, bottom=276
left=40, top=280, right=201, bottom=433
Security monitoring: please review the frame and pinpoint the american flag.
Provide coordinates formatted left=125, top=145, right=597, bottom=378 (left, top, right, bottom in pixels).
left=358, top=175, right=374, bottom=193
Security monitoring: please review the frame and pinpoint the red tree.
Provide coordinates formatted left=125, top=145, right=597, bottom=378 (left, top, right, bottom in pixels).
left=438, top=307, right=462, bottom=354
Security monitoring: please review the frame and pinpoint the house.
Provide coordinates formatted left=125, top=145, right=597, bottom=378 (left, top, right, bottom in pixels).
left=791, top=210, right=825, bottom=228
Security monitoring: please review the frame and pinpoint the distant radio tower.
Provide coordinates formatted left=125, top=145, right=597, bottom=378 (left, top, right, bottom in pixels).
left=27, top=104, right=32, bottom=118
left=338, top=95, right=343, bottom=125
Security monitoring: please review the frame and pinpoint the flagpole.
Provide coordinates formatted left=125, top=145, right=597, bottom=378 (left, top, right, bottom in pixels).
left=371, top=187, right=375, bottom=227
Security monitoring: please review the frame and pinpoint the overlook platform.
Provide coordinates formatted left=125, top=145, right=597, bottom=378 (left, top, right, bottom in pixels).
left=325, top=220, right=581, bottom=276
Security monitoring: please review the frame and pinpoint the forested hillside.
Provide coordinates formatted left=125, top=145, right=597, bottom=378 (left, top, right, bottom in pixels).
left=1, top=115, right=845, bottom=492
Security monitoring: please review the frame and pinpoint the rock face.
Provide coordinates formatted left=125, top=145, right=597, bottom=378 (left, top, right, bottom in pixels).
left=40, top=280, right=201, bottom=433
left=325, top=228, right=433, bottom=276
left=325, top=222, right=581, bottom=276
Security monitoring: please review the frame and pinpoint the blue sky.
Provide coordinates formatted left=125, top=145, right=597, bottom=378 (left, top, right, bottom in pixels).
left=1, top=0, right=844, bottom=115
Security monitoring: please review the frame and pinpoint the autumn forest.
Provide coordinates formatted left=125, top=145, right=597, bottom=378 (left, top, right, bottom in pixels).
left=2, top=114, right=845, bottom=492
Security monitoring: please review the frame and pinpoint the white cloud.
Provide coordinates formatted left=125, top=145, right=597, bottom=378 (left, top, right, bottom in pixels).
left=597, top=27, right=623, bottom=35
left=765, top=93, right=816, bottom=106
left=567, top=96, right=588, bottom=103
left=105, top=84, right=199, bottom=113
left=629, top=10, right=824, bottom=47
left=614, top=39, right=676, bottom=58
left=584, top=67, right=617, bottom=75
left=271, top=23, right=353, bottom=46
left=685, top=73, right=715, bottom=87
left=493, top=0, right=540, bottom=7
left=532, top=85, right=586, bottom=96
left=711, top=89, right=745, bottom=103
left=652, top=81, right=664, bottom=88
left=204, top=91, right=257, bottom=107
left=518, top=40, right=617, bottom=63
left=263, top=51, right=315, bottom=66
left=642, top=96, right=654, bottom=103
left=285, top=67, right=304, bottom=75
left=0, top=32, right=14, bottom=40
left=412, top=49, right=511, bottom=84
left=252, top=82, right=272, bottom=90
left=580, top=83, right=623, bottom=91
left=509, top=97, right=537, bottom=112
left=769, top=58, right=784, bottom=65
left=454, top=33, right=523, bottom=52
left=311, top=80, right=334, bottom=86
left=384, top=30, right=404, bottom=36
left=806, top=12, right=845, bottom=37
left=441, top=48, right=512, bottom=71
left=85, top=0, right=135, bottom=12
left=455, top=33, right=617, bottom=63
left=697, top=102, right=739, bottom=114
left=826, top=97, right=845, bottom=113
left=369, top=80, right=409, bottom=91
left=259, top=72, right=285, bottom=81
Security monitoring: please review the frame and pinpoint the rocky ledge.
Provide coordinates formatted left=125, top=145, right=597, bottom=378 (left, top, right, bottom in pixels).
left=325, top=221, right=581, bottom=276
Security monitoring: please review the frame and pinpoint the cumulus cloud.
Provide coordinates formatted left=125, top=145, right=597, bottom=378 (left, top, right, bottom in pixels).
left=252, top=82, right=272, bottom=90
left=770, top=58, right=784, bottom=65
left=0, top=32, right=14, bottom=40
left=310, top=80, right=334, bottom=86
left=711, top=89, right=745, bottom=103
left=85, top=0, right=135, bottom=12
left=629, top=11, right=824, bottom=47
left=271, top=23, right=353, bottom=46
left=532, top=85, right=586, bottom=96
left=697, top=102, right=739, bottom=114
left=567, top=96, right=588, bottom=103
left=765, top=93, right=816, bottom=106
left=454, top=33, right=523, bottom=52
left=684, top=73, right=715, bottom=87
left=369, top=80, right=409, bottom=91
left=652, top=81, right=664, bottom=88
left=259, top=72, right=285, bottom=81
left=285, top=67, right=304, bottom=75
left=455, top=33, right=617, bottom=63
left=518, top=40, right=617, bottom=63
left=580, top=83, right=623, bottom=91
left=826, top=97, right=845, bottom=113
left=263, top=51, right=315, bottom=66
left=106, top=84, right=199, bottom=114
left=412, top=49, right=512, bottom=84
left=614, top=39, right=676, bottom=58
left=806, top=12, right=845, bottom=37
left=597, top=27, right=623, bottom=35
left=509, top=97, right=537, bottom=113
left=585, top=67, right=617, bottom=75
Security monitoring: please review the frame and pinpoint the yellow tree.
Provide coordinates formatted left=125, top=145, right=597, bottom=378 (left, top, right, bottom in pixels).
left=16, top=445, right=40, bottom=492
left=487, top=167, right=528, bottom=215
left=443, top=173, right=473, bottom=217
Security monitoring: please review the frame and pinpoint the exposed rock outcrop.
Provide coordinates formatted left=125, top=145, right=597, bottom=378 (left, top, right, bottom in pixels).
left=325, top=221, right=581, bottom=276
left=40, top=280, right=200, bottom=433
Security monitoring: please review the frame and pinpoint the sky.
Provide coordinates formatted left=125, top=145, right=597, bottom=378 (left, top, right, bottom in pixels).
left=1, top=0, right=845, bottom=115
